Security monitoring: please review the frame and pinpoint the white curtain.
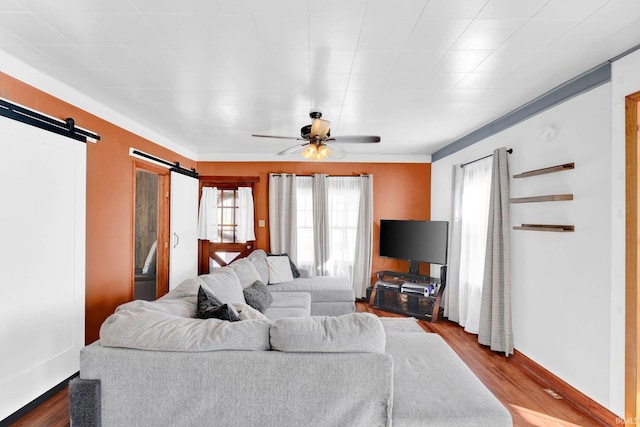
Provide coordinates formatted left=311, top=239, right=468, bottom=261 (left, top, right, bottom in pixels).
left=197, top=186, right=218, bottom=240
left=312, top=174, right=330, bottom=276
left=478, top=147, right=513, bottom=355
left=295, top=176, right=314, bottom=272
left=268, top=173, right=298, bottom=261
left=326, top=176, right=362, bottom=281
left=444, top=166, right=464, bottom=321
left=237, top=187, right=255, bottom=242
left=450, top=157, right=493, bottom=334
left=352, top=175, right=374, bottom=299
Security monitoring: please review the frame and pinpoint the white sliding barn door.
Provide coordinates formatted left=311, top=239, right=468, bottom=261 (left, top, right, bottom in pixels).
left=169, top=171, right=199, bottom=289
left=0, top=116, right=85, bottom=420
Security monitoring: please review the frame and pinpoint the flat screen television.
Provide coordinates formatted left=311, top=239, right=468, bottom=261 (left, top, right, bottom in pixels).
left=379, top=219, right=449, bottom=275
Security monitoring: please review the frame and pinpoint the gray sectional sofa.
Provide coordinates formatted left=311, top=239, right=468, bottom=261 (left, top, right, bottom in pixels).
left=70, top=252, right=512, bottom=426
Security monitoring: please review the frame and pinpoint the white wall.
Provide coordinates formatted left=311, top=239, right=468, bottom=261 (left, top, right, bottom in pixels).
left=431, top=81, right=624, bottom=414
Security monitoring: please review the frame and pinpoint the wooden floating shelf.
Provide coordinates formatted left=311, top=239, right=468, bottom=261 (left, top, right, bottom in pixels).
left=513, top=224, right=575, bottom=232
left=510, top=194, right=573, bottom=203
left=513, top=162, right=575, bottom=179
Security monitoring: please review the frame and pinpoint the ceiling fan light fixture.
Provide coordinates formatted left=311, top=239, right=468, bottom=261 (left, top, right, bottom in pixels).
left=316, top=144, right=331, bottom=160
left=301, top=143, right=317, bottom=159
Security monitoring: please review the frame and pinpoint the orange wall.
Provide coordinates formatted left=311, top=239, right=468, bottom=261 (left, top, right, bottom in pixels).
left=0, top=72, right=196, bottom=343
left=196, top=161, right=432, bottom=276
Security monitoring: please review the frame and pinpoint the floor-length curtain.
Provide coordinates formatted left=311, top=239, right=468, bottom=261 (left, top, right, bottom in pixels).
left=197, top=186, right=218, bottom=241
left=326, top=176, right=362, bottom=281
left=459, top=157, right=492, bottom=333
left=448, top=157, right=492, bottom=334
left=478, top=147, right=513, bottom=355
left=312, top=174, right=330, bottom=276
left=352, top=175, right=373, bottom=299
left=237, top=187, right=255, bottom=243
left=268, top=174, right=297, bottom=260
left=444, top=166, right=464, bottom=321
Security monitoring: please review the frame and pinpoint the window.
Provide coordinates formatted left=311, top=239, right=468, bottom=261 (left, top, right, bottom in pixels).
left=214, top=188, right=239, bottom=243
left=294, top=176, right=361, bottom=280
left=198, top=177, right=258, bottom=271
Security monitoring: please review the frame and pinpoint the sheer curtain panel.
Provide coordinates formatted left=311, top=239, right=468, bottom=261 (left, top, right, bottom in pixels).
left=237, top=187, right=255, bottom=242
left=326, top=176, right=361, bottom=281
left=352, top=175, right=374, bottom=299
left=447, top=157, right=492, bottom=334
left=444, top=166, right=464, bottom=321
left=197, top=187, right=218, bottom=240
left=312, top=174, right=330, bottom=276
left=268, top=174, right=298, bottom=260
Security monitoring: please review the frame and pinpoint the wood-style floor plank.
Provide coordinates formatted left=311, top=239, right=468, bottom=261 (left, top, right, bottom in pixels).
left=11, top=303, right=605, bottom=427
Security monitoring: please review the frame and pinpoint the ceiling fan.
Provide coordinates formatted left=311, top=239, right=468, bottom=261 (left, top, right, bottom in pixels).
left=252, top=112, right=381, bottom=160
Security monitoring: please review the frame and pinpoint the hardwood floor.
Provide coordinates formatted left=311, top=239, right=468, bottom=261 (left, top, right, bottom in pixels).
left=10, top=303, right=605, bottom=427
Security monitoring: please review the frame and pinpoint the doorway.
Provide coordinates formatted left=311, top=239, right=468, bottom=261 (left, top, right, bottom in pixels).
left=625, top=93, right=640, bottom=423
left=133, top=163, right=169, bottom=300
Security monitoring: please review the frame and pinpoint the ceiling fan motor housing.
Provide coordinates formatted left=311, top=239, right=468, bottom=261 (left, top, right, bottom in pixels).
left=300, top=123, right=330, bottom=139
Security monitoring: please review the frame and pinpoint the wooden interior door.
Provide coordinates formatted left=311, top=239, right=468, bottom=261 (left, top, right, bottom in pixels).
left=133, top=163, right=169, bottom=300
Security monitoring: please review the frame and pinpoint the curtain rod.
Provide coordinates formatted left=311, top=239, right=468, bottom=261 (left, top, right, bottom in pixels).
left=461, top=148, right=513, bottom=168
left=270, top=173, right=371, bottom=177
left=0, top=97, right=100, bottom=143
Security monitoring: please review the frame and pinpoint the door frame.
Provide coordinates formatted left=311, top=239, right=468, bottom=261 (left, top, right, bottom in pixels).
left=625, top=93, right=640, bottom=424
left=132, top=160, right=170, bottom=299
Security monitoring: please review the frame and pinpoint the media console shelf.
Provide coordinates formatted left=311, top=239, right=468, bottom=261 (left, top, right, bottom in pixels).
left=368, top=268, right=447, bottom=322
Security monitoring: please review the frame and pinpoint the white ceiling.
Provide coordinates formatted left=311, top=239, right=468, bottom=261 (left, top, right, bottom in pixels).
left=0, top=0, right=639, bottom=161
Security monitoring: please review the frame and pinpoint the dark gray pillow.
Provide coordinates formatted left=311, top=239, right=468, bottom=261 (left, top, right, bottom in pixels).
left=197, top=286, right=239, bottom=322
left=267, top=253, right=301, bottom=278
left=242, top=280, right=273, bottom=313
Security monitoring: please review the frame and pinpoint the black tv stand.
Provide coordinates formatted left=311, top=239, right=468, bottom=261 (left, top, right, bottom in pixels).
left=368, top=266, right=447, bottom=322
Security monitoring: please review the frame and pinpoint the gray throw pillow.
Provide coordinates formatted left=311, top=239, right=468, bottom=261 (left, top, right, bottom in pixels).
left=197, top=286, right=239, bottom=322
left=242, top=280, right=273, bottom=313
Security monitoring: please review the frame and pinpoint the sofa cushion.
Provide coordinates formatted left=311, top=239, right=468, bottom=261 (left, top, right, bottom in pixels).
left=266, top=255, right=294, bottom=284
left=199, top=267, right=246, bottom=305
left=270, top=313, right=385, bottom=353
left=264, top=292, right=311, bottom=320
left=267, top=252, right=301, bottom=278
left=197, top=286, right=240, bottom=321
left=228, top=258, right=263, bottom=289
left=267, top=276, right=354, bottom=303
left=247, top=249, right=269, bottom=283
left=242, top=280, right=273, bottom=313
left=100, top=307, right=271, bottom=351
left=116, top=296, right=195, bottom=318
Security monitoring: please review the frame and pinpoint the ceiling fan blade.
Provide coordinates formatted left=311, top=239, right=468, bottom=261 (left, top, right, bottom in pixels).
left=310, top=118, right=331, bottom=139
left=328, top=135, right=381, bottom=143
left=277, top=144, right=307, bottom=155
left=252, top=134, right=304, bottom=141
left=325, top=143, right=345, bottom=159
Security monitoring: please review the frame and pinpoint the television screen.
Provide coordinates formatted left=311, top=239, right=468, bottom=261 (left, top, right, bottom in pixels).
left=379, top=220, right=449, bottom=266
